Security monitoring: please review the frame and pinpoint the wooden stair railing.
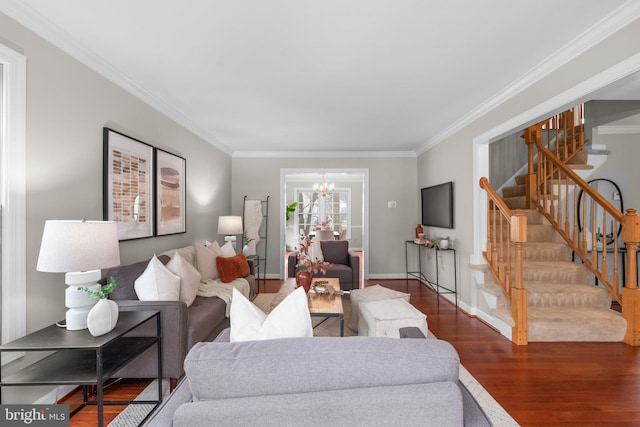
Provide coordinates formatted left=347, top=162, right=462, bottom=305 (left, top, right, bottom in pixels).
left=522, top=116, right=640, bottom=346
left=479, top=177, right=528, bottom=345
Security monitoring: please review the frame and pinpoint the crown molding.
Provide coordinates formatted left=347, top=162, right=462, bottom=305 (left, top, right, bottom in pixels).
left=416, top=0, right=640, bottom=155
left=597, top=124, right=640, bottom=134
left=232, top=150, right=417, bottom=158
left=0, top=0, right=234, bottom=156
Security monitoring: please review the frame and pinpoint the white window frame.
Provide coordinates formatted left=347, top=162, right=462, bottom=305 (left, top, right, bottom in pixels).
left=1, top=43, right=27, bottom=365
left=294, top=187, right=351, bottom=239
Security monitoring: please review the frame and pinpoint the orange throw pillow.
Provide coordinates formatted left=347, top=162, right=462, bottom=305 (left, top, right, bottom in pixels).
left=216, top=253, right=251, bottom=283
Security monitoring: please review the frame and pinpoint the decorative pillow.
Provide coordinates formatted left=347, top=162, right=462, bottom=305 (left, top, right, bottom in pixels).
left=220, top=241, right=236, bottom=257
left=166, top=252, right=202, bottom=307
left=134, top=255, right=181, bottom=301
left=309, top=238, right=324, bottom=262
left=195, top=241, right=223, bottom=281
left=216, top=253, right=251, bottom=283
left=230, top=287, right=312, bottom=342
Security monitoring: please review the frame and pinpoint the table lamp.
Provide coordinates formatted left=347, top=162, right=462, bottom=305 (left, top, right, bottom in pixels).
left=36, top=220, right=121, bottom=330
left=217, top=215, right=243, bottom=248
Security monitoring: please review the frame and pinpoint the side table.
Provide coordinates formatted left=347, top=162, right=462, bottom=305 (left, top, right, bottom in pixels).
left=405, top=240, right=458, bottom=306
left=0, top=310, right=162, bottom=427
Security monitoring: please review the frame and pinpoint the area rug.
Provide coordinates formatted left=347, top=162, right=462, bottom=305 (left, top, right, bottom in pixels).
left=107, top=379, right=170, bottom=427
left=255, top=292, right=520, bottom=427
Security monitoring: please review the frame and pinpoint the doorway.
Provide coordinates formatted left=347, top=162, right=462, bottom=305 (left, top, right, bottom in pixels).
left=281, top=168, right=368, bottom=287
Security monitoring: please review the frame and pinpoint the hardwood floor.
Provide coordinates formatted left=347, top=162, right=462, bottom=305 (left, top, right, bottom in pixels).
left=62, top=278, right=640, bottom=426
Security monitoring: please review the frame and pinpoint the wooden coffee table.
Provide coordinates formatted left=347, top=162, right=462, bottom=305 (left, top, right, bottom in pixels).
left=268, top=278, right=344, bottom=336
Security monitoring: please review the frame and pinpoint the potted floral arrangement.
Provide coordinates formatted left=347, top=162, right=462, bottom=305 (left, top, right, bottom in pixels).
left=295, top=233, right=333, bottom=291
left=78, top=278, right=119, bottom=337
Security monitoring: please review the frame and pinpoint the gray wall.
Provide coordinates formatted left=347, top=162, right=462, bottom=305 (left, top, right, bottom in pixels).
left=591, top=112, right=640, bottom=213
left=1, top=11, right=232, bottom=402
left=232, top=156, right=418, bottom=279
left=489, top=132, right=528, bottom=189
left=585, top=100, right=640, bottom=142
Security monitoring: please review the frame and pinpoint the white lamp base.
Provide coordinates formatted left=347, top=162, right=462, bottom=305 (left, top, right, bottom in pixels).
left=64, top=270, right=101, bottom=330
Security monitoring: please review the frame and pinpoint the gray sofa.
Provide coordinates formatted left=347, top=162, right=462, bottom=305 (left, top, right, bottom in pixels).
left=287, top=240, right=359, bottom=290
left=145, top=328, right=492, bottom=426
left=103, top=245, right=255, bottom=390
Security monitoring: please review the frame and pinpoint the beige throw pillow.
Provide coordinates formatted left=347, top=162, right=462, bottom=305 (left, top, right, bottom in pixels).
left=220, top=241, right=236, bottom=257
left=166, top=251, right=202, bottom=307
left=195, top=241, right=223, bottom=281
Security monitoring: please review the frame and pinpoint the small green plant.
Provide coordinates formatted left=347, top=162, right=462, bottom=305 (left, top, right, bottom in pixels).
left=78, top=277, right=117, bottom=299
left=243, top=237, right=254, bottom=246
left=285, top=201, right=299, bottom=221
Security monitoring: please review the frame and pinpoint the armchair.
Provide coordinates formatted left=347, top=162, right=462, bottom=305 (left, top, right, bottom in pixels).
left=288, top=240, right=359, bottom=290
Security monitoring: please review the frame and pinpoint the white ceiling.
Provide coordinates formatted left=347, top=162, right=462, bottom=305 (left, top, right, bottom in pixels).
left=2, top=0, right=639, bottom=155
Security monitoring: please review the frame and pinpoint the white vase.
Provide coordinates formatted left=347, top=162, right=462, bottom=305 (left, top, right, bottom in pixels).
left=242, top=245, right=251, bottom=256
left=440, top=239, right=449, bottom=250
left=86, top=299, right=119, bottom=337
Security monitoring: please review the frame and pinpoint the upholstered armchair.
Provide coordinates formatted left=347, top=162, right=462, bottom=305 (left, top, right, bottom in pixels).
left=287, top=240, right=359, bottom=290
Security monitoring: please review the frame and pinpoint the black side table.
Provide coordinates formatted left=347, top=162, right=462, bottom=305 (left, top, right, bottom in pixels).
left=0, top=310, right=162, bottom=427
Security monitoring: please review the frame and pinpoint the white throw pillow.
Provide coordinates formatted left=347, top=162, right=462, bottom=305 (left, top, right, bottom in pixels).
left=195, top=241, right=223, bottom=281
left=166, top=252, right=202, bottom=307
left=230, top=287, right=313, bottom=342
left=134, top=255, right=181, bottom=301
left=308, top=238, right=324, bottom=262
left=220, top=241, right=236, bottom=257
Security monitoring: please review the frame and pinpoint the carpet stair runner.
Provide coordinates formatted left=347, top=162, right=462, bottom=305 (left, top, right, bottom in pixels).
left=483, top=202, right=626, bottom=342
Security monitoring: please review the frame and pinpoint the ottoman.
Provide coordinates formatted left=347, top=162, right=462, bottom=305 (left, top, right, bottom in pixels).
left=358, top=298, right=428, bottom=338
left=348, top=284, right=410, bottom=332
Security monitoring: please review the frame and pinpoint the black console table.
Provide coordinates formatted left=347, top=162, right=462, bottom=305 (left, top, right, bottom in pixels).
left=405, top=240, right=457, bottom=306
left=0, top=310, right=162, bottom=427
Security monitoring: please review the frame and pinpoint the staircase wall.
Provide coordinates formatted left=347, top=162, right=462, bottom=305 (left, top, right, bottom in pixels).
left=489, top=132, right=528, bottom=189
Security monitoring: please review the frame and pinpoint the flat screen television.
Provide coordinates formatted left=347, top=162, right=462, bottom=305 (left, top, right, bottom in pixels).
left=421, top=182, right=454, bottom=229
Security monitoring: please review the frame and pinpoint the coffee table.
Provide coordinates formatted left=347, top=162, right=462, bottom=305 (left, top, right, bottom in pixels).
left=268, top=278, right=344, bottom=337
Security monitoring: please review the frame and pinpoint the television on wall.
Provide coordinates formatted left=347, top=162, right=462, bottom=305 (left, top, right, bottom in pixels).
left=421, top=182, right=454, bottom=229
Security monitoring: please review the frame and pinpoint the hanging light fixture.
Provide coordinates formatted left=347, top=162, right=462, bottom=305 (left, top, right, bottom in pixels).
left=313, top=175, right=335, bottom=197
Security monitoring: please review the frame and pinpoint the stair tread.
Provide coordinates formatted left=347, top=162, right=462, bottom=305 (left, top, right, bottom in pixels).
left=528, top=308, right=626, bottom=342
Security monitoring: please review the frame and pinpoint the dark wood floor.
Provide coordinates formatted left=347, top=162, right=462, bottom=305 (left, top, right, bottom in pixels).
left=63, top=278, right=640, bottom=426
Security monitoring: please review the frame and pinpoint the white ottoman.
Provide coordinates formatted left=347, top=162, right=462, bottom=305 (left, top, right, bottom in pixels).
left=358, top=299, right=428, bottom=338
left=348, top=284, right=410, bottom=332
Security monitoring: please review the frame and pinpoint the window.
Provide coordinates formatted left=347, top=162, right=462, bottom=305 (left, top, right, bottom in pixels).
left=294, top=188, right=350, bottom=238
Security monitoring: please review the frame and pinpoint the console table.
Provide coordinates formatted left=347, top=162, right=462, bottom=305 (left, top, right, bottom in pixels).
left=405, top=240, right=457, bottom=306
left=0, top=310, right=161, bottom=427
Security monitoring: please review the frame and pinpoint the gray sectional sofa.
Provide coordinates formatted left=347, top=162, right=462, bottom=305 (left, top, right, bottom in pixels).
left=103, top=245, right=255, bottom=390
left=145, top=328, right=492, bottom=426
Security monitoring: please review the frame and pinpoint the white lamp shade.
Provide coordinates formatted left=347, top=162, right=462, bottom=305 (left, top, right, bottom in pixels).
left=217, top=216, right=243, bottom=235
left=37, top=220, right=121, bottom=273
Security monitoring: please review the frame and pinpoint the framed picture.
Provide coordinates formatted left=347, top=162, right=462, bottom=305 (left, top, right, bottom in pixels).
left=103, top=128, right=155, bottom=240
left=155, top=148, right=186, bottom=236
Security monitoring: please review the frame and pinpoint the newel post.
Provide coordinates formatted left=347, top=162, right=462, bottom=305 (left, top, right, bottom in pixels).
left=522, top=128, right=537, bottom=210
left=510, top=212, right=528, bottom=345
left=622, top=208, right=640, bottom=345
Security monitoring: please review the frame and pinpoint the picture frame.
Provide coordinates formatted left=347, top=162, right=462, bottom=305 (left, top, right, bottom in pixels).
left=103, top=128, right=155, bottom=240
left=155, top=148, right=186, bottom=236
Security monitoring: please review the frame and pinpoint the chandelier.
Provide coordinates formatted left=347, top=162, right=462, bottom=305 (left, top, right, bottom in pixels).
left=313, top=175, right=334, bottom=197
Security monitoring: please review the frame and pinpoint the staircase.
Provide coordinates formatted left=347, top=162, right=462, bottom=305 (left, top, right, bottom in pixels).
left=496, top=145, right=627, bottom=341
left=481, top=105, right=640, bottom=345
left=482, top=206, right=627, bottom=342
